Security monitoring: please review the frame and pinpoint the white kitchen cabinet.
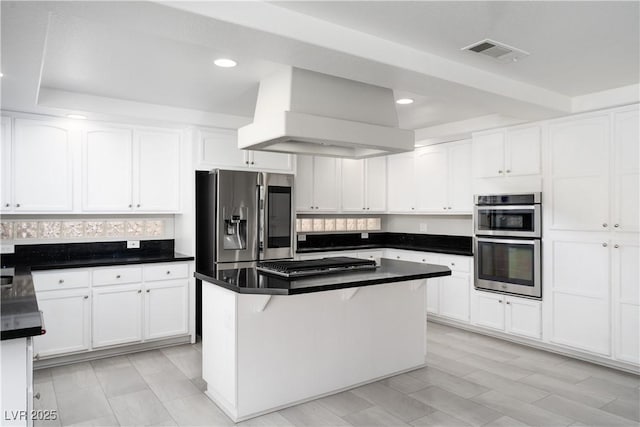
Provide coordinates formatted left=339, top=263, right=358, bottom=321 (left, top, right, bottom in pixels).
left=12, top=118, right=74, bottom=212
left=471, top=291, right=541, bottom=339
left=415, top=141, right=472, bottom=213
left=613, top=109, right=639, bottom=233
left=198, top=128, right=293, bottom=172
left=1, top=337, right=33, bottom=427
left=548, top=114, right=610, bottom=231
left=1, top=117, right=12, bottom=212
left=387, top=152, right=416, bottom=212
left=83, top=126, right=181, bottom=212
left=439, top=272, right=471, bottom=322
left=92, top=283, right=143, bottom=348
left=549, top=237, right=611, bottom=355
left=613, top=240, right=640, bottom=365
left=340, top=157, right=387, bottom=212
left=33, top=289, right=90, bottom=358
left=472, top=125, right=541, bottom=178
left=136, top=129, right=181, bottom=212
left=295, top=155, right=339, bottom=212
left=144, top=279, right=189, bottom=340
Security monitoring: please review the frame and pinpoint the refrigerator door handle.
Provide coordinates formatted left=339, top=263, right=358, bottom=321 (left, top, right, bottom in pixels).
left=258, top=181, right=265, bottom=257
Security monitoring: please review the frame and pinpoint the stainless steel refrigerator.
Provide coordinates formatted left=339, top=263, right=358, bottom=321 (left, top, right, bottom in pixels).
left=196, top=169, right=295, bottom=269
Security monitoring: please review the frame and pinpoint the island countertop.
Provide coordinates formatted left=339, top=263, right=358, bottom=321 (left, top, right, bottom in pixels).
left=195, top=258, right=451, bottom=295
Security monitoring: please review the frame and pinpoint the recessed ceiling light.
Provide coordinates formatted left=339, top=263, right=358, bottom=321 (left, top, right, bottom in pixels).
left=396, top=98, right=414, bottom=105
left=67, top=114, right=87, bottom=120
left=214, top=58, right=237, bottom=68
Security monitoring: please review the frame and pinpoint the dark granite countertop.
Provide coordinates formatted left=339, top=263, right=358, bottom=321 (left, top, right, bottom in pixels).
left=296, top=233, right=473, bottom=256
left=0, top=240, right=194, bottom=340
left=196, top=258, right=451, bottom=295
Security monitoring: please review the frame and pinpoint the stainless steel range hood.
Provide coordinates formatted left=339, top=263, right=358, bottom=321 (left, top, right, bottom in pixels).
left=238, top=67, right=415, bottom=159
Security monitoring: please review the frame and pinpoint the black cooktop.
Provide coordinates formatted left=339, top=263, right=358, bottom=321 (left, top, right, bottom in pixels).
left=257, top=257, right=377, bottom=277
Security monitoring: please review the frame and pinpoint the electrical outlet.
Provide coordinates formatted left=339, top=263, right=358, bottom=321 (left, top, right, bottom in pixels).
left=361, top=232, right=369, bottom=239
left=0, top=244, right=15, bottom=254
left=419, top=223, right=428, bottom=232
left=127, top=240, right=140, bottom=249
left=298, top=234, right=307, bottom=242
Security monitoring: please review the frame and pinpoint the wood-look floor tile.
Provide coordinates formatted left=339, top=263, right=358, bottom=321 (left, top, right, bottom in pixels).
left=409, top=410, right=472, bottom=427
left=506, top=357, right=592, bottom=384
left=559, top=360, right=640, bottom=388
left=600, top=397, right=640, bottom=423
left=55, top=385, right=112, bottom=426
left=33, top=381, right=61, bottom=427
left=407, top=366, right=490, bottom=398
left=351, top=381, right=435, bottom=422
left=51, top=362, right=99, bottom=394
left=471, top=390, right=574, bottom=427
left=381, top=373, right=430, bottom=394
left=534, top=394, right=637, bottom=426
left=576, top=376, right=640, bottom=400
left=343, top=405, right=410, bottom=427
left=463, top=370, right=548, bottom=404
left=316, top=390, right=374, bottom=417
left=425, top=353, right=479, bottom=377
left=236, top=411, right=295, bottom=426
left=64, top=414, right=120, bottom=427
left=128, top=350, right=176, bottom=377
left=94, top=365, right=149, bottom=398
left=410, top=386, right=502, bottom=427
left=161, top=346, right=202, bottom=380
left=456, top=354, right=534, bottom=381
left=278, top=400, right=352, bottom=426
left=34, top=367, right=53, bottom=384
left=109, top=389, right=172, bottom=426
left=482, top=415, right=529, bottom=427
left=519, top=372, right=616, bottom=407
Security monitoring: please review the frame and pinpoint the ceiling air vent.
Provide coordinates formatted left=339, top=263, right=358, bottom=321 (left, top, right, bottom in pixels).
left=462, top=39, right=529, bottom=63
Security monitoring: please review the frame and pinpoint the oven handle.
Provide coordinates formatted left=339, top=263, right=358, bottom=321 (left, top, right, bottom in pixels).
left=475, top=237, right=540, bottom=245
left=475, top=205, right=539, bottom=211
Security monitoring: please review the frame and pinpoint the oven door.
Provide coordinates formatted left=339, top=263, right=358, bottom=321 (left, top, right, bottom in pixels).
left=474, top=237, right=541, bottom=299
left=474, top=205, right=541, bottom=238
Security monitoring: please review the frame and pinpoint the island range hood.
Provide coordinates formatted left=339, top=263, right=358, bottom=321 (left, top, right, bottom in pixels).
left=238, top=67, right=415, bottom=159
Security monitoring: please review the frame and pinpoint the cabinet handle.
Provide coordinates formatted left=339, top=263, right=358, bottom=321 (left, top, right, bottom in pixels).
left=137, top=290, right=142, bottom=293
left=129, top=204, right=132, bottom=208
left=146, top=289, right=150, bottom=293
left=443, top=207, right=447, bottom=210
left=315, top=206, right=319, bottom=209
left=251, top=161, right=255, bottom=165
left=602, top=243, right=608, bottom=247
left=614, top=244, right=619, bottom=248
left=411, top=207, right=415, bottom=210
left=451, top=262, right=455, bottom=266
left=506, top=170, right=511, bottom=173
left=34, top=353, right=40, bottom=360
left=498, top=300, right=503, bottom=303
left=366, top=207, right=370, bottom=210
left=4, top=203, right=9, bottom=207
left=614, top=224, right=620, bottom=228
left=15, top=203, right=20, bottom=207
left=83, top=295, right=88, bottom=299
left=498, top=170, right=503, bottom=174
left=34, top=392, right=41, bottom=400
left=245, top=161, right=249, bottom=165
left=310, top=206, right=313, bottom=209
left=506, top=301, right=511, bottom=305
left=362, top=207, right=366, bottom=210
left=58, top=279, right=64, bottom=284
left=602, top=223, right=608, bottom=228
left=396, top=256, right=400, bottom=259
left=422, top=259, right=426, bottom=262
left=116, top=275, right=121, bottom=279
left=166, top=271, right=171, bottom=275
left=448, top=207, right=452, bottom=210
left=137, top=204, right=140, bottom=208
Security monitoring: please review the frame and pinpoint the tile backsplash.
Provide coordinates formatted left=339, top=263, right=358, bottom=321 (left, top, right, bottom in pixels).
left=296, top=217, right=381, bottom=233
left=0, top=217, right=172, bottom=243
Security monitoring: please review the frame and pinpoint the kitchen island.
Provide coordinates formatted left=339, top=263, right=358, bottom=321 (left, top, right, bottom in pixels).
left=195, top=258, right=451, bottom=422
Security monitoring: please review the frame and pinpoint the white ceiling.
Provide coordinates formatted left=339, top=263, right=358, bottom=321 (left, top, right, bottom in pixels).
left=1, top=1, right=638, bottom=138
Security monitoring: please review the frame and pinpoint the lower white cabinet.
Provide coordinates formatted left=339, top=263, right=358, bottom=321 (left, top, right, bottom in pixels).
left=32, top=262, right=191, bottom=359
left=471, top=291, right=542, bottom=339
left=92, top=284, right=143, bottom=348
left=438, top=273, right=471, bottom=322
left=1, top=337, right=33, bottom=427
left=33, top=289, right=91, bottom=358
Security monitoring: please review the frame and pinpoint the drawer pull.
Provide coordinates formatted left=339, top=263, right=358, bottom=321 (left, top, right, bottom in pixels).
left=498, top=300, right=503, bottom=303
left=166, top=271, right=171, bottom=275
left=137, top=290, right=142, bottom=293
left=451, top=262, right=455, bottom=266
left=116, top=275, right=121, bottom=279
left=146, top=289, right=150, bottom=293
left=83, top=296, right=88, bottom=299
left=58, top=279, right=64, bottom=284
left=506, top=301, right=511, bottom=305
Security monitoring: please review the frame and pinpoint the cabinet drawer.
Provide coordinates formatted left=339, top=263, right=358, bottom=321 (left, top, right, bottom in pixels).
left=32, top=270, right=90, bottom=292
left=439, top=255, right=471, bottom=273
left=92, top=266, right=142, bottom=286
left=143, top=263, right=189, bottom=282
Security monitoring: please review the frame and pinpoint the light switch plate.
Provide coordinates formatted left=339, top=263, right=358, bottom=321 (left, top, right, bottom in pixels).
left=127, top=240, right=140, bottom=249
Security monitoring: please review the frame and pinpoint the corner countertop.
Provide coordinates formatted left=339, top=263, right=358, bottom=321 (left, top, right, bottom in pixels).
left=195, top=258, right=451, bottom=295
left=1, top=267, right=43, bottom=340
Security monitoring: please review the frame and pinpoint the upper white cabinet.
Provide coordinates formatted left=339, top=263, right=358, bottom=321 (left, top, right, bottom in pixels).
left=12, top=119, right=74, bottom=212
left=296, top=155, right=339, bottom=212
left=340, top=157, right=387, bottom=212
left=1, top=117, right=11, bottom=212
left=83, top=126, right=181, bottom=212
left=472, top=125, right=541, bottom=178
left=549, top=108, right=638, bottom=232
left=388, top=140, right=472, bottom=214
left=198, top=129, right=293, bottom=172
left=387, top=151, right=416, bottom=212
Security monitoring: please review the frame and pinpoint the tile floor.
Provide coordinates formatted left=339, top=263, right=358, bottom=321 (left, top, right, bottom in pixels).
left=33, top=321, right=640, bottom=426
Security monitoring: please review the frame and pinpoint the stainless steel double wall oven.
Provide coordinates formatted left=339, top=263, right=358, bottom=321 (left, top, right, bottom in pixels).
left=474, top=193, right=542, bottom=299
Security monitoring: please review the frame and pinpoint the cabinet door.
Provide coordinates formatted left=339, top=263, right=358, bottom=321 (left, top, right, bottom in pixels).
left=438, top=272, right=470, bottom=322
left=387, top=152, right=415, bottom=212
left=613, top=109, right=639, bottom=233
left=295, top=155, right=314, bottom=211
left=506, top=126, right=541, bottom=176
left=33, top=290, right=90, bottom=357
left=1, top=117, right=11, bottom=212
left=144, top=280, right=189, bottom=340
left=613, top=241, right=639, bottom=364
left=426, top=279, right=439, bottom=315
left=448, top=141, right=472, bottom=212
left=313, top=156, right=339, bottom=212
left=549, top=115, right=610, bottom=231
left=199, top=129, right=246, bottom=168
left=550, top=238, right=610, bottom=355
left=250, top=151, right=293, bottom=172
left=415, top=146, right=448, bottom=212
left=472, top=292, right=505, bottom=330
left=472, top=131, right=505, bottom=178
left=505, top=297, right=541, bottom=339
left=92, top=284, right=142, bottom=348
left=83, top=127, right=133, bottom=211
left=341, top=158, right=365, bottom=212
left=13, top=119, right=73, bottom=211
left=365, top=156, right=387, bottom=212
left=135, top=130, right=181, bottom=212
